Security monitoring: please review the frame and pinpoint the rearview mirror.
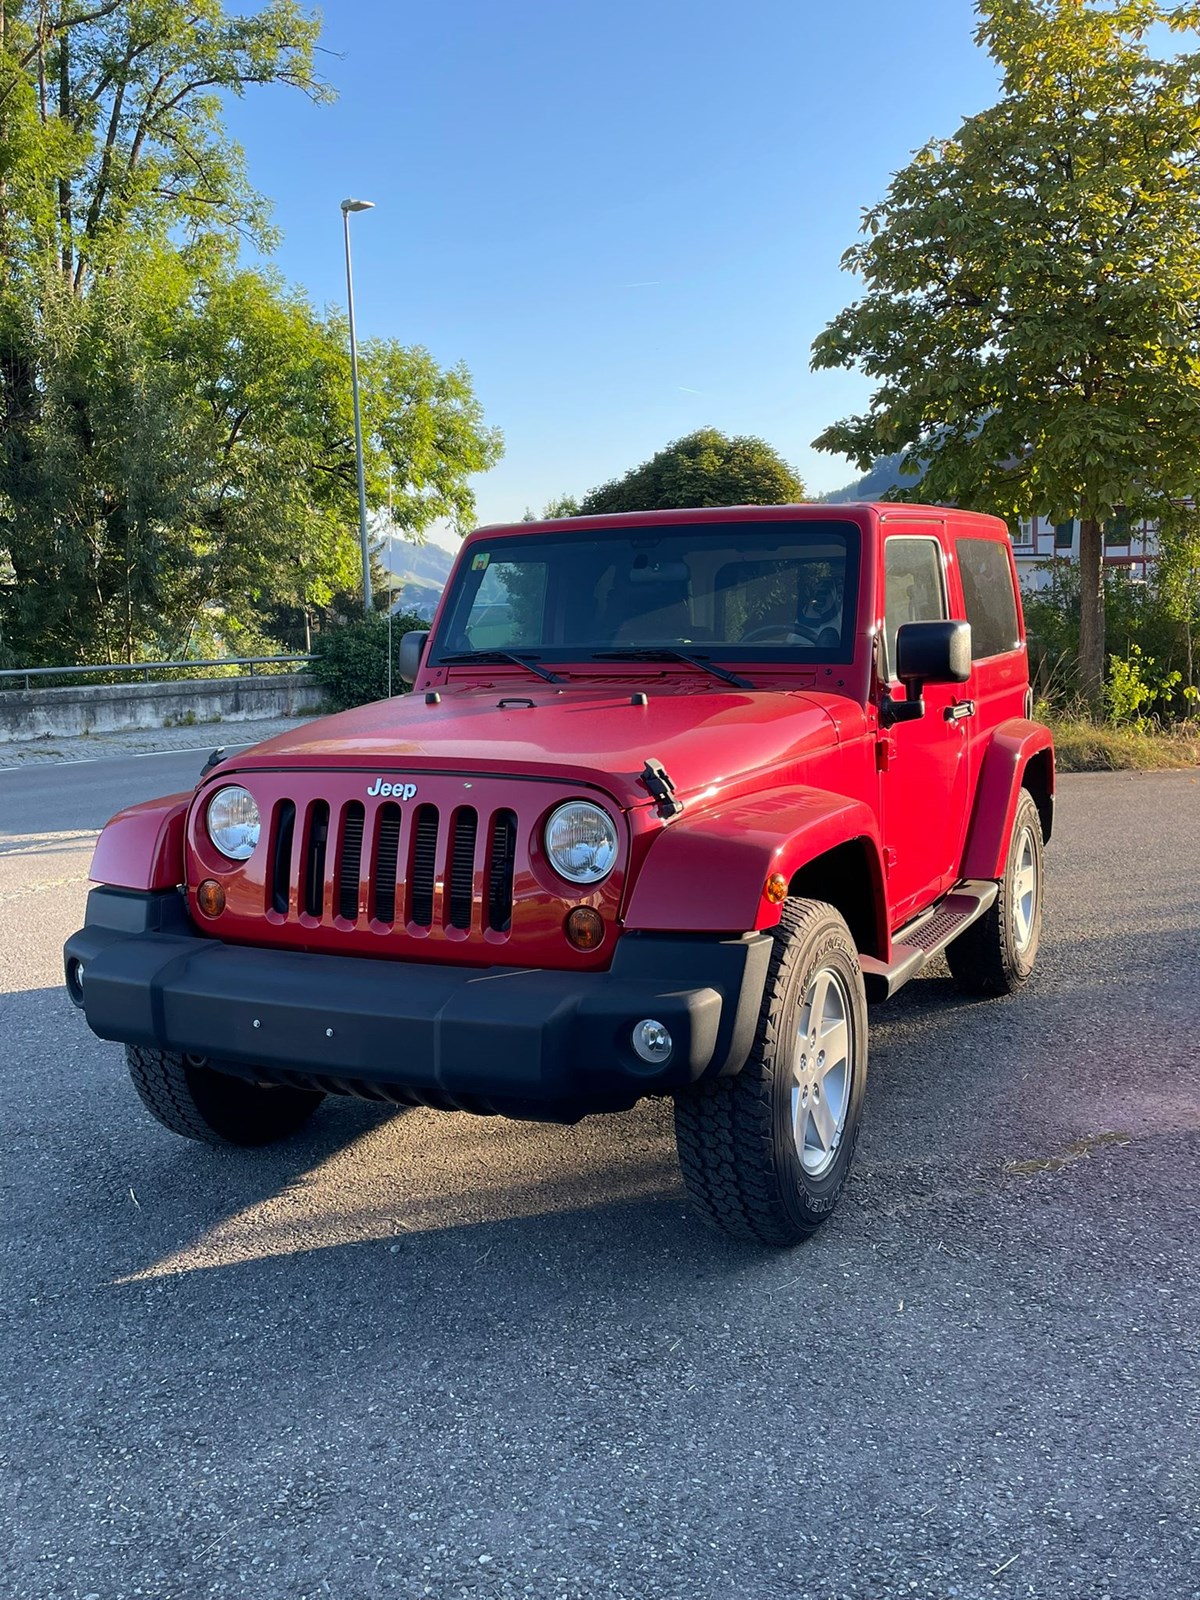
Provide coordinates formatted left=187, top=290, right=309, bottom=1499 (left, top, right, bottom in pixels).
left=896, top=619, right=971, bottom=688
left=397, top=630, right=429, bottom=688
left=884, top=620, right=971, bottom=725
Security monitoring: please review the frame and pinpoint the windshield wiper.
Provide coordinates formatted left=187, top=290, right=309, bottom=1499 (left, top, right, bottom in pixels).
left=437, top=650, right=564, bottom=684
left=592, top=649, right=754, bottom=689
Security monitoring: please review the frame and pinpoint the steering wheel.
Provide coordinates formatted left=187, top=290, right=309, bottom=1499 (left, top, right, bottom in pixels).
left=740, top=623, right=819, bottom=645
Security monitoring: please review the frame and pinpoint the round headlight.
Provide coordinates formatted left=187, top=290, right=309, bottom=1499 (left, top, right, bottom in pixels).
left=206, top=785, right=260, bottom=861
left=544, top=801, right=618, bottom=885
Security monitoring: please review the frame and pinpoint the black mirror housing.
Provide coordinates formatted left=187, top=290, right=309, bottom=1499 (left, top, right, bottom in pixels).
left=397, top=630, right=429, bottom=688
left=882, top=620, right=971, bottom=727
left=895, top=619, right=972, bottom=689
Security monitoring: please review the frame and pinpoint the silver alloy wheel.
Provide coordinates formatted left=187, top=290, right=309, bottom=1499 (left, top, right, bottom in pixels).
left=1012, top=826, right=1038, bottom=954
left=791, top=966, right=854, bottom=1179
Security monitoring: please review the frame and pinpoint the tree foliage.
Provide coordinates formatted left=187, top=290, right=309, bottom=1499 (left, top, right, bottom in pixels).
left=576, top=428, right=805, bottom=515
left=0, top=0, right=327, bottom=288
left=0, top=0, right=501, bottom=666
left=811, top=0, right=1200, bottom=703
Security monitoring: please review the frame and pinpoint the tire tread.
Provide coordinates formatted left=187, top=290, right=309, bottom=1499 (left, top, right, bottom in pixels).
left=674, top=899, right=865, bottom=1246
left=125, top=1046, right=322, bottom=1147
left=946, top=788, right=1043, bottom=996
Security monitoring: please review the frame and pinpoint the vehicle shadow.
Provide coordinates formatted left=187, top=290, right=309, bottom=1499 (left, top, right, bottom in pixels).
left=10, top=904, right=1195, bottom=1328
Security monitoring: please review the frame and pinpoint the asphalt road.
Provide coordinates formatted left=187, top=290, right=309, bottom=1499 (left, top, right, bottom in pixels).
left=2, top=753, right=1199, bottom=1600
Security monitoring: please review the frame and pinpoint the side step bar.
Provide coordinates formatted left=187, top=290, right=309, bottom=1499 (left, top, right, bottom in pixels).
left=859, top=880, right=999, bottom=1002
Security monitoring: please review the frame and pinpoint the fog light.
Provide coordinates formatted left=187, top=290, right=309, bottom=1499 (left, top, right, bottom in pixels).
left=196, top=879, right=226, bottom=917
left=565, top=906, right=605, bottom=950
left=632, top=1018, right=673, bottom=1064
left=65, top=957, right=85, bottom=1006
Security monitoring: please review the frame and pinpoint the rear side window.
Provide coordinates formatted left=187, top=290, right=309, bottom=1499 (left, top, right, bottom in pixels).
left=883, top=537, right=947, bottom=675
left=956, top=538, right=1021, bottom=660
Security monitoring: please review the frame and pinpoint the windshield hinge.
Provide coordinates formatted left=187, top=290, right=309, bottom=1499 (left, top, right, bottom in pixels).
left=640, top=758, right=685, bottom=820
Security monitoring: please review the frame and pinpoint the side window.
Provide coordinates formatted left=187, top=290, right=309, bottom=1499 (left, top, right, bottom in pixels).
left=955, top=537, right=1021, bottom=660
left=883, top=537, right=947, bottom=675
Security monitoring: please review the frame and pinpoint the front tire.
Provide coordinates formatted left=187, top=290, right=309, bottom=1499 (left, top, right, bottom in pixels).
left=673, top=898, right=869, bottom=1246
left=947, top=787, right=1044, bottom=996
left=125, top=1046, right=324, bottom=1147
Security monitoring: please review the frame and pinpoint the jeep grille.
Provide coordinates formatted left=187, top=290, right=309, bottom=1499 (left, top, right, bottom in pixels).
left=188, top=771, right=623, bottom=970
left=268, top=795, right=518, bottom=934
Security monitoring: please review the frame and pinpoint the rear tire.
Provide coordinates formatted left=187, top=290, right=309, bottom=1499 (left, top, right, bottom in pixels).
left=125, top=1046, right=324, bottom=1147
left=947, top=787, right=1044, bottom=996
left=673, top=898, right=868, bottom=1246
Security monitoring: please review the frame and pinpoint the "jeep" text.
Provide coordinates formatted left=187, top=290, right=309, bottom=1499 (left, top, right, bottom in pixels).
left=366, top=779, right=418, bottom=800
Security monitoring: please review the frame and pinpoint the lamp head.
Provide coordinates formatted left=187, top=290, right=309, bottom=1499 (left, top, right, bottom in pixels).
left=340, top=198, right=375, bottom=214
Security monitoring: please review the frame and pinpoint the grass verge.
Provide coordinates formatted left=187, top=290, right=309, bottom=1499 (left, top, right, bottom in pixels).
left=1047, top=716, right=1200, bottom=772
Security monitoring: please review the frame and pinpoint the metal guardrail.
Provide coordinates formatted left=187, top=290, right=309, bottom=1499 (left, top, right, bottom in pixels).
left=0, top=655, right=313, bottom=692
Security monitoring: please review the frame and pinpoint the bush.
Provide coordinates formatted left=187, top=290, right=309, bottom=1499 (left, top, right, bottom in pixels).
left=306, top=611, right=430, bottom=711
left=1044, top=713, right=1200, bottom=771
left=1023, top=564, right=1199, bottom=724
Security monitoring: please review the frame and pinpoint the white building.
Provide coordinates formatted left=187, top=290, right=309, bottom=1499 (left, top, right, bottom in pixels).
left=1012, top=513, right=1157, bottom=591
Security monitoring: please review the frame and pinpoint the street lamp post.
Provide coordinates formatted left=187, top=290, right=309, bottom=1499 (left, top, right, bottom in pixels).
left=341, top=197, right=375, bottom=617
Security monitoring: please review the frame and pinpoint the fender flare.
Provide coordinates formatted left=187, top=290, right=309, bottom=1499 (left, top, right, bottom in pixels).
left=961, top=719, right=1055, bottom=882
left=90, top=793, right=190, bottom=892
left=623, top=785, right=888, bottom=950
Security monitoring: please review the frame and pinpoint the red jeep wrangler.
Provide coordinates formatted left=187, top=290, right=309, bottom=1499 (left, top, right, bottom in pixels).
left=65, top=504, right=1053, bottom=1245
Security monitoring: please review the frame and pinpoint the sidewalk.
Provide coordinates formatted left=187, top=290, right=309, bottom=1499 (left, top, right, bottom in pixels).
left=0, top=712, right=323, bottom=768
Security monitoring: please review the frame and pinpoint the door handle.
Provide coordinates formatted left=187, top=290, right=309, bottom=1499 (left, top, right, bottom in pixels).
left=944, top=699, right=976, bottom=721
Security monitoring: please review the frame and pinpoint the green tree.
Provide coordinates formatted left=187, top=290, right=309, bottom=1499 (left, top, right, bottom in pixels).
left=0, top=0, right=327, bottom=290
left=0, top=257, right=501, bottom=663
left=522, top=495, right=580, bottom=521
left=1154, top=502, right=1200, bottom=693
left=542, top=492, right=581, bottom=518
left=0, top=1, right=502, bottom=665
left=811, top=0, right=1200, bottom=705
left=577, top=428, right=805, bottom=515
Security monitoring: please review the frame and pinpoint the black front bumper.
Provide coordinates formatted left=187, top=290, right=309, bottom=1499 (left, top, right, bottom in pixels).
left=65, top=888, right=772, bottom=1120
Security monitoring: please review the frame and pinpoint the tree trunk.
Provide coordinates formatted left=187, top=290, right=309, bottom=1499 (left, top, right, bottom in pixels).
left=1077, top=516, right=1106, bottom=709
left=58, top=30, right=72, bottom=280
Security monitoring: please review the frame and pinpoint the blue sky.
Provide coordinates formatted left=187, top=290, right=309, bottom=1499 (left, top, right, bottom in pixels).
left=223, top=0, right=1002, bottom=539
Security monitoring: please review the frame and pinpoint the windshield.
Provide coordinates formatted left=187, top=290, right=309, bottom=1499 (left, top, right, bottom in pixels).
left=432, top=520, right=860, bottom=666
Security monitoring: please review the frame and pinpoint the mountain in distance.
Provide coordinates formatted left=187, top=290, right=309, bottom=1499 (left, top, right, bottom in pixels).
left=379, top=532, right=457, bottom=586
left=822, top=452, right=924, bottom=503
left=378, top=532, right=458, bottom=622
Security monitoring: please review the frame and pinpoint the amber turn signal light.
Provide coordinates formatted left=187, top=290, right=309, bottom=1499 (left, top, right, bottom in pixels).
left=196, top=879, right=226, bottom=917
left=565, top=906, right=605, bottom=950
left=764, top=872, right=788, bottom=905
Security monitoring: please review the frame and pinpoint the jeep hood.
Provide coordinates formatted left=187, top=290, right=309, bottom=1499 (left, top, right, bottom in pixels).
left=223, top=684, right=853, bottom=809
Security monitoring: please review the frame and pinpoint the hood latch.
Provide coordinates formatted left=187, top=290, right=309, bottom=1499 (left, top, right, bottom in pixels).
left=640, top=758, right=684, bottom=821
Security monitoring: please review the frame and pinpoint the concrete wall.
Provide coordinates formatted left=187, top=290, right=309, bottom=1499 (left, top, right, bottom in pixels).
left=0, top=673, right=326, bottom=744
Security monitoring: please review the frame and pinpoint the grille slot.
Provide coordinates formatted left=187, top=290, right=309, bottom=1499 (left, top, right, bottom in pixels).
left=409, top=805, right=440, bottom=926
left=371, top=803, right=402, bottom=923
left=447, top=808, right=478, bottom=929
left=270, top=800, right=296, bottom=914
left=303, top=801, right=330, bottom=919
left=337, top=802, right=366, bottom=922
left=486, top=810, right=517, bottom=933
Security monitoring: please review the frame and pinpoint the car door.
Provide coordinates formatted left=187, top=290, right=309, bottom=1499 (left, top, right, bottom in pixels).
left=878, top=531, right=971, bottom=924
left=952, top=532, right=1029, bottom=791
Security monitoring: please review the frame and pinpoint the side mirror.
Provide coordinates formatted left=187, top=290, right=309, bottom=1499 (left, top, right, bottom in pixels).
left=397, top=630, right=429, bottom=688
left=884, top=620, right=971, bottom=725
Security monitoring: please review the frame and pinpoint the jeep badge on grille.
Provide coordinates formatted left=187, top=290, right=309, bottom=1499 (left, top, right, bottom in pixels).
left=366, top=779, right=418, bottom=799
